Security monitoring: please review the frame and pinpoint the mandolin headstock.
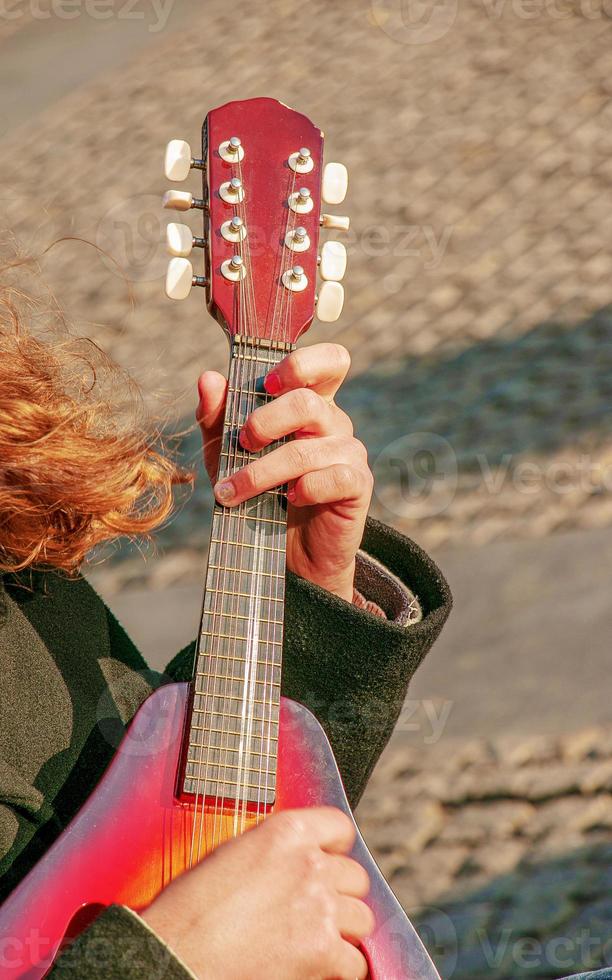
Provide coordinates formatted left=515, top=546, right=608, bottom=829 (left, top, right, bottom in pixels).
left=162, top=97, right=349, bottom=345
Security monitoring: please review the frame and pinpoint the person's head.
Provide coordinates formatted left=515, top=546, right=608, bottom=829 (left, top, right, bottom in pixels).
left=0, top=284, right=191, bottom=575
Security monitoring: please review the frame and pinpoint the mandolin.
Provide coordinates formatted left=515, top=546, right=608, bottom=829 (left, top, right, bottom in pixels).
left=0, top=98, right=439, bottom=980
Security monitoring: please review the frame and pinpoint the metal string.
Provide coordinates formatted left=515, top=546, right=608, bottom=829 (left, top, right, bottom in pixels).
left=187, top=146, right=303, bottom=860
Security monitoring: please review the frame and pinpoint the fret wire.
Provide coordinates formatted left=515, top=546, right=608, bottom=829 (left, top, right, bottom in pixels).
left=196, top=665, right=281, bottom=679
left=197, top=651, right=282, bottom=666
left=187, top=776, right=274, bottom=804
left=186, top=758, right=277, bottom=772
left=192, top=694, right=277, bottom=706
left=217, top=453, right=289, bottom=472
left=206, top=586, right=283, bottom=601
left=196, top=669, right=282, bottom=684
left=226, top=385, right=275, bottom=400
left=190, top=723, right=278, bottom=740
left=190, top=722, right=279, bottom=738
left=185, top=776, right=275, bottom=806
left=221, top=511, right=287, bottom=528
left=216, top=448, right=280, bottom=464
left=196, top=672, right=281, bottom=687
left=207, top=563, right=285, bottom=579
left=200, top=609, right=284, bottom=625
left=200, top=628, right=283, bottom=644
left=210, top=537, right=285, bottom=555
left=184, top=777, right=275, bottom=793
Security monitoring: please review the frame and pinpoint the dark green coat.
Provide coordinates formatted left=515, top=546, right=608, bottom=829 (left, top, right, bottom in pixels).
left=0, top=518, right=451, bottom=978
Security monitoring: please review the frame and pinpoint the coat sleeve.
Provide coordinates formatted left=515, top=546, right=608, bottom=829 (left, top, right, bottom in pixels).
left=48, top=905, right=196, bottom=979
left=165, top=517, right=452, bottom=807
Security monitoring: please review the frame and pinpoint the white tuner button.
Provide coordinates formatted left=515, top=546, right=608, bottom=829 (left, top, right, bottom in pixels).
left=220, top=177, right=245, bottom=205
left=285, top=225, right=310, bottom=253
left=166, top=222, right=194, bottom=257
left=221, top=215, right=247, bottom=243
left=288, top=187, right=314, bottom=214
left=164, top=140, right=192, bottom=182
left=316, top=281, right=344, bottom=322
left=319, top=241, right=347, bottom=282
left=282, top=264, right=308, bottom=292
left=288, top=147, right=314, bottom=174
left=321, top=163, right=348, bottom=205
left=221, top=254, right=247, bottom=282
left=320, top=213, right=350, bottom=232
left=165, top=257, right=194, bottom=300
left=163, top=190, right=194, bottom=212
left=219, top=136, right=245, bottom=163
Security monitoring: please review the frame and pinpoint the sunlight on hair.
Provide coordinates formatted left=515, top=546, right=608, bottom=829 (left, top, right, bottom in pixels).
left=0, top=264, right=193, bottom=575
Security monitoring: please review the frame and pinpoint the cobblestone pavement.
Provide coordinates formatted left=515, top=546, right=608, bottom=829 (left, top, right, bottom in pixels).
left=357, top=725, right=612, bottom=978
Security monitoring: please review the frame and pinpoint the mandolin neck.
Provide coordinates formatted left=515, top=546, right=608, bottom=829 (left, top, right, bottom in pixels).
left=181, top=335, right=295, bottom=809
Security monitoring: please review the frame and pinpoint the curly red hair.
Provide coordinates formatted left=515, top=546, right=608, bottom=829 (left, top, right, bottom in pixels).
left=0, top=286, right=192, bottom=574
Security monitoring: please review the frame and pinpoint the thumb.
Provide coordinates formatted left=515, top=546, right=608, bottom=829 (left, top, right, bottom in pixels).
left=196, top=371, right=227, bottom=483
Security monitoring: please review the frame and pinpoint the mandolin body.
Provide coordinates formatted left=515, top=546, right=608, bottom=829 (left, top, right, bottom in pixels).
left=0, top=684, right=438, bottom=979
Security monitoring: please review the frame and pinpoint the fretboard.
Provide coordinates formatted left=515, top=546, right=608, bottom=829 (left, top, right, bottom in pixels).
left=182, top=336, right=295, bottom=807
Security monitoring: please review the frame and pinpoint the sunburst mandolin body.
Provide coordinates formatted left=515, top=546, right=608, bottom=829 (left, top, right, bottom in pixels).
left=0, top=687, right=438, bottom=979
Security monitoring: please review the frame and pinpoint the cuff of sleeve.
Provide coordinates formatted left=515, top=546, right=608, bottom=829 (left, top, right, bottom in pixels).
left=352, top=585, right=386, bottom=618
left=49, top=904, right=196, bottom=979
left=354, top=548, right=423, bottom=626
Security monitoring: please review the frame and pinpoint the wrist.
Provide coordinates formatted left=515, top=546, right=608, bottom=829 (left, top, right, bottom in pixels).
left=309, top=561, right=355, bottom=603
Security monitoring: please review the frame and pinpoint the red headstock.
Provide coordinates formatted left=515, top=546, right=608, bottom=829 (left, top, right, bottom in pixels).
left=163, top=98, right=349, bottom=345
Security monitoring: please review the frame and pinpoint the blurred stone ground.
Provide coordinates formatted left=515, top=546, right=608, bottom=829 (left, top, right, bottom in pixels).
left=360, top=726, right=612, bottom=978
left=1, top=1, right=611, bottom=975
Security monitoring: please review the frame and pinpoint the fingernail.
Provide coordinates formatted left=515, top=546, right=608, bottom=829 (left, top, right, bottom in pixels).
left=287, top=485, right=297, bottom=503
left=214, top=480, right=235, bottom=503
left=264, top=371, right=281, bottom=395
left=238, top=429, right=252, bottom=451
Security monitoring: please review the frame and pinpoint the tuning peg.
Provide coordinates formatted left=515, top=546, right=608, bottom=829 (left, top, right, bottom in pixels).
left=165, top=258, right=206, bottom=300
left=164, top=139, right=205, bottom=181
left=322, top=163, right=348, bottom=205
left=220, top=177, right=245, bottom=205
left=166, top=222, right=206, bottom=257
left=166, top=257, right=193, bottom=299
left=319, top=241, right=347, bottom=282
left=320, top=213, right=350, bottom=232
left=164, top=140, right=192, bottom=181
left=288, top=186, right=313, bottom=214
left=162, top=190, right=205, bottom=212
left=316, top=281, right=344, bottom=322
